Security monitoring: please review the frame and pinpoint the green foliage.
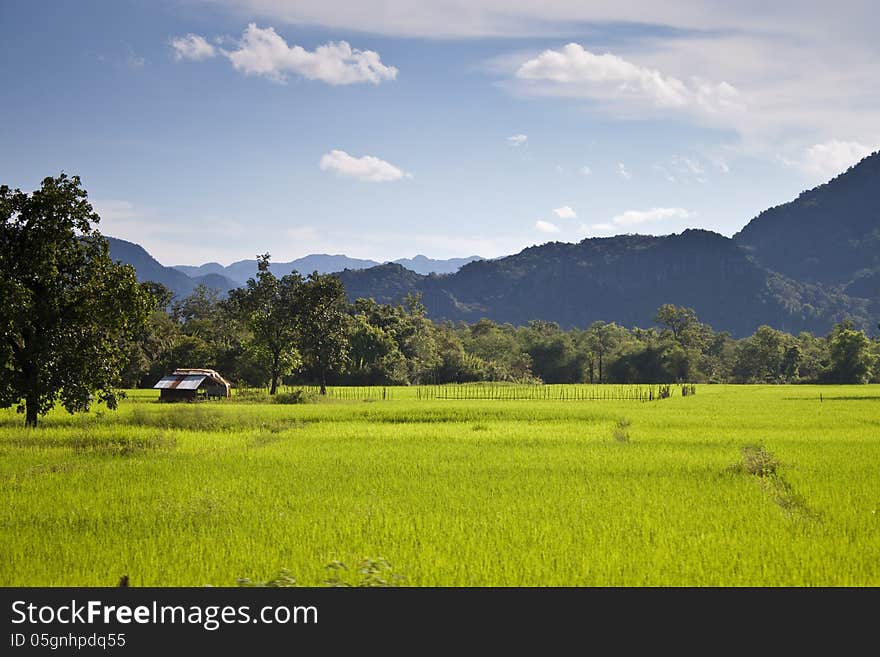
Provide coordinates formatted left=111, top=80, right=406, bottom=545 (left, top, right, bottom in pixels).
left=730, top=445, right=780, bottom=477
left=296, top=272, right=350, bottom=394
left=0, top=174, right=154, bottom=426
left=826, top=322, right=875, bottom=383
left=225, top=254, right=303, bottom=394
left=733, top=325, right=801, bottom=383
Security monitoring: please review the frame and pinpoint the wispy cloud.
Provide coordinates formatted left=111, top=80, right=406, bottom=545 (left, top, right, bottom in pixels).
left=655, top=155, right=708, bottom=183
left=507, top=134, right=528, bottom=146
left=319, top=150, right=412, bottom=182
left=579, top=165, right=591, bottom=177
left=170, top=34, right=217, bottom=61
left=515, top=43, right=739, bottom=114
left=782, top=140, right=874, bottom=177
left=617, top=162, right=631, bottom=180
left=553, top=206, right=576, bottom=219
left=535, top=220, right=560, bottom=233
left=171, top=23, right=397, bottom=85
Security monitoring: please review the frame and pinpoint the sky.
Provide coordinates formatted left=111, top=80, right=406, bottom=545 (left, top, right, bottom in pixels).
left=1, top=0, right=878, bottom=266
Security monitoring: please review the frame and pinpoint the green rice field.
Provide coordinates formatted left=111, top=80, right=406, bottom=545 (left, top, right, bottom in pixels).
left=1, top=384, right=879, bottom=586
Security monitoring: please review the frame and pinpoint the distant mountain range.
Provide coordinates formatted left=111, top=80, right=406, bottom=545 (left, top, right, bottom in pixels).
left=104, top=237, right=484, bottom=299
left=172, top=254, right=483, bottom=284
left=105, top=237, right=241, bottom=298
left=106, top=150, right=879, bottom=336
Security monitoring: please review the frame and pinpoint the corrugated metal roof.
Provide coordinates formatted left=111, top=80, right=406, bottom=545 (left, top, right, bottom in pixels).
left=153, top=374, right=207, bottom=390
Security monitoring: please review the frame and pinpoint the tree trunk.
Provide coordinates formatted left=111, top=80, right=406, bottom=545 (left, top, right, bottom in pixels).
left=269, top=353, right=279, bottom=395
left=598, top=353, right=604, bottom=384
left=25, top=393, right=38, bottom=428
left=22, top=349, right=39, bottom=427
left=320, top=367, right=327, bottom=395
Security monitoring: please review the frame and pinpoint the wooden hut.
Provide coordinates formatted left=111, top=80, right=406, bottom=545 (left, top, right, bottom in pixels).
left=153, top=368, right=231, bottom=402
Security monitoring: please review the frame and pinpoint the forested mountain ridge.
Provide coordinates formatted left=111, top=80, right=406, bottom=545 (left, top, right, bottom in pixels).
left=337, top=229, right=871, bottom=337
left=734, top=150, right=880, bottom=287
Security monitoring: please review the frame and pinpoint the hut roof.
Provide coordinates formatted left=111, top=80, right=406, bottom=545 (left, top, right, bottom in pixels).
left=153, top=368, right=231, bottom=391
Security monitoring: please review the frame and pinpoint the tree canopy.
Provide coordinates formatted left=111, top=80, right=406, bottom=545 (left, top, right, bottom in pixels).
left=0, top=174, right=153, bottom=426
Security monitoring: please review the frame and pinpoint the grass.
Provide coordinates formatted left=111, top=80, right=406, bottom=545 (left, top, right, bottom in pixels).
left=1, top=384, right=879, bottom=586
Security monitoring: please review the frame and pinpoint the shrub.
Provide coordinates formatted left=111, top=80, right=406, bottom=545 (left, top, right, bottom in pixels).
left=732, top=445, right=779, bottom=477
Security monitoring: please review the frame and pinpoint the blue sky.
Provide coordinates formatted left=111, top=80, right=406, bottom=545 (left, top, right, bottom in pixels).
left=2, top=0, right=878, bottom=265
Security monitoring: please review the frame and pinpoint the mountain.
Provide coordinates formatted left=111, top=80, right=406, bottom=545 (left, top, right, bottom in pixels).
left=105, top=237, right=239, bottom=299
left=734, top=150, right=880, bottom=287
left=173, top=254, right=380, bottom=284
left=173, top=254, right=483, bottom=283
left=337, top=230, right=871, bottom=337
left=173, top=262, right=226, bottom=278
left=107, top=152, right=880, bottom=335
left=391, top=255, right=483, bottom=275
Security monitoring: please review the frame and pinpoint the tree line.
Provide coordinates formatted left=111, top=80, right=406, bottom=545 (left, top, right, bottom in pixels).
left=123, top=285, right=880, bottom=393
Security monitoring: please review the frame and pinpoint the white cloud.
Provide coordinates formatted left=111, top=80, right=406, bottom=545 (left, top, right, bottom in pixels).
left=225, top=24, right=397, bottom=84
left=789, top=140, right=874, bottom=177
left=535, top=220, right=560, bottom=233
left=611, top=207, right=691, bottom=227
left=507, top=134, right=528, bottom=146
left=171, top=34, right=218, bottom=60
left=178, top=24, right=397, bottom=85
left=319, top=150, right=412, bottom=182
left=617, top=162, right=631, bottom=180
left=553, top=206, right=576, bottom=219
left=515, top=43, right=739, bottom=114
left=579, top=165, right=591, bottom=177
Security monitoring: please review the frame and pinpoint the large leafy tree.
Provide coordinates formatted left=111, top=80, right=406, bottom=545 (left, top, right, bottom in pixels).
left=0, top=174, right=153, bottom=426
left=826, top=321, right=875, bottom=383
left=225, top=254, right=302, bottom=394
left=297, top=272, right=350, bottom=394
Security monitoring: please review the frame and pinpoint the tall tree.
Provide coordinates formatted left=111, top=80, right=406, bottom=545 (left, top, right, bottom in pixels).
left=298, top=273, right=350, bottom=394
left=585, top=321, right=624, bottom=384
left=225, top=254, right=302, bottom=394
left=0, top=174, right=153, bottom=426
left=827, top=321, right=875, bottom=383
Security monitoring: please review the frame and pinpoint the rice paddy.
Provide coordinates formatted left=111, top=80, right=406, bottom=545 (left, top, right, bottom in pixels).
left=1, top=384, right=878, bottom=586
